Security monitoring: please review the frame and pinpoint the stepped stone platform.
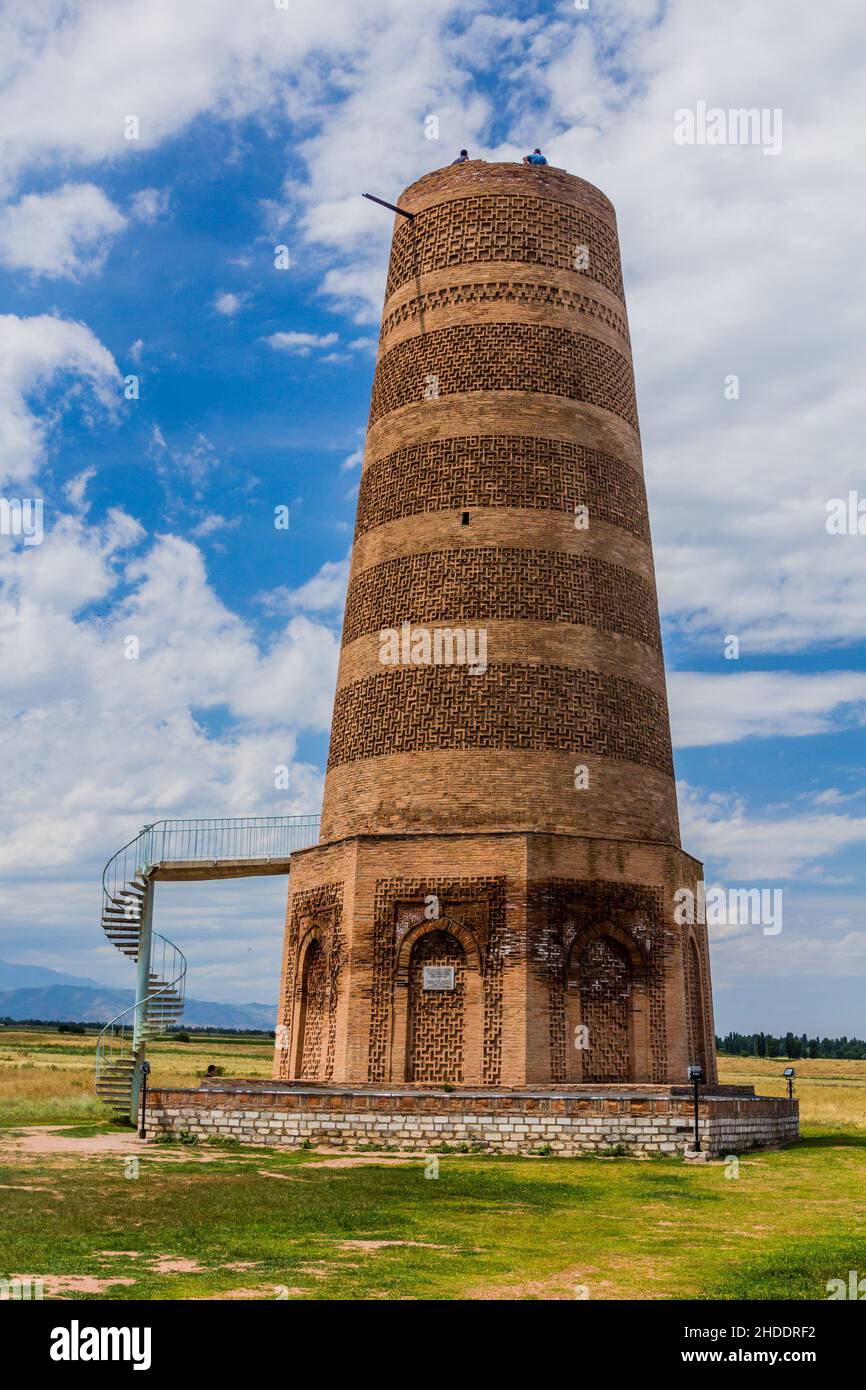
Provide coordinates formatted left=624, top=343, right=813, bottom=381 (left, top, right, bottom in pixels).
left=147, top=1080, right=799, bottom=1157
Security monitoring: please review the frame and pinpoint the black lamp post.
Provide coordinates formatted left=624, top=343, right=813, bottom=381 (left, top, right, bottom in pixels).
left=687, top=1064, right=704, bottom=1152
left=783, top=1065, right=795, bottom=1100
left=138, top=1059, right=151, bottom=1139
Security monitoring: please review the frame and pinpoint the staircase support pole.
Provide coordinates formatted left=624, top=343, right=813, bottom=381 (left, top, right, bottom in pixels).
left=130, top=876, right=154, bottom=1125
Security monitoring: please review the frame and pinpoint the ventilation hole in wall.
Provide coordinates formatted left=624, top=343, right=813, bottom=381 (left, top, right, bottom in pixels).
left=461, top=511, right=470, bottom=525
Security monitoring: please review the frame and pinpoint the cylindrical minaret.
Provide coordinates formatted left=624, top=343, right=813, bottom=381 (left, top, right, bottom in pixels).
left=321, top=161, right=680, bottom=850
left=277, top=162, right=716, bottom=1092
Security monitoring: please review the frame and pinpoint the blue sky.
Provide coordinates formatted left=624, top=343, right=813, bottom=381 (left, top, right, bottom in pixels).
left=0, top=0, right=864, bottom=1035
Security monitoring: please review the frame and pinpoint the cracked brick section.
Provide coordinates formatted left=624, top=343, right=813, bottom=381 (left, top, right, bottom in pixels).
left=342, top=547, right=662, bottom=651
left=384, top=193, right=624, bottom=301
left=327, top=663, right=674, bottom=777
left=355, top=435, right=650, bottom=541
left=369, top=323, right=638, bottom=430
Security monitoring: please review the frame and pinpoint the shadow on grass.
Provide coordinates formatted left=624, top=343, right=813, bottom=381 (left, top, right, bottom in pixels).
left=792, top=1131, right=866, bottom=1151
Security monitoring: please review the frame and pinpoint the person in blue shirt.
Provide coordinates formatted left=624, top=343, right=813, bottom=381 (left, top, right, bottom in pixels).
left=523, top=148, right=548, bottom=165
left=452, top=149, right=470, bottom=164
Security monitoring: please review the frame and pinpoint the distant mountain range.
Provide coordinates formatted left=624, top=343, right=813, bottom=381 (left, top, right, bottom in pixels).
left=0, top=960, right=275, bottom=1031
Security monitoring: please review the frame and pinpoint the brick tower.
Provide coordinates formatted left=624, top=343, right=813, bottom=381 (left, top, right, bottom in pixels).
left=276, top=161, right=716, bottom=1089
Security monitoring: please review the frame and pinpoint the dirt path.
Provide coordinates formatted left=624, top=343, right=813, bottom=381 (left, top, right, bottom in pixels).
left=0, top=1126, right=225, bottom=1163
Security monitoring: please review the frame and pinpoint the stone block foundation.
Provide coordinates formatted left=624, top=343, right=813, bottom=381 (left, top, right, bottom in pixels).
left=147, top=1081, right=798, bottom=1158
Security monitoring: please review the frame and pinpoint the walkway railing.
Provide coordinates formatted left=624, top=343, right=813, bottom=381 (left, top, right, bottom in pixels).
left=96, top=814, right=320, bottom=1120
left=138, top=815, right=321, bottom=869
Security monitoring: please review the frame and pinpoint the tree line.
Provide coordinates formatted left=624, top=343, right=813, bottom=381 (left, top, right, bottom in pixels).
left=716, top=1031, right=866, bottom=1060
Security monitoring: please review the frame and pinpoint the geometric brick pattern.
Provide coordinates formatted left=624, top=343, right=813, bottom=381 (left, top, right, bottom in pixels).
left=368, top=877, right=507, bottom=1084
left=299, top=940, right=327, bottom=1081
left=355, top=436, right=650, bottom=542
left=328, top=664, right=674, bottom=777
left=684, top=936, right=708, bottom=1075
left=384, top=194, right=624, bottom=301
left=275, top=163, right=719, bottom=1094
left=578, top=935, right=632, bottom=1083
left=535, top=879, right=667, bottom=1084
left=276, top=881, right=343, bottom=1083
left=369, top=324, right=639, bottom=430
left=407, top=930, right=466, bottom=1083
left=342, top=547, right=662, bottom=651
left=380, top=279, right=630, bottom=345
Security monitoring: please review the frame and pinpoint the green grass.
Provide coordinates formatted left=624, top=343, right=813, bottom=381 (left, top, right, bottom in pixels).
left=3, top=1030, right=865, bottom=1299
left=1, top=1127, right=864, bottom=1300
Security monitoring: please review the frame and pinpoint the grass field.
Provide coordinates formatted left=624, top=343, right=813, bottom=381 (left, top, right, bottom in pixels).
left=1, top=1028, right=864, bottom=1300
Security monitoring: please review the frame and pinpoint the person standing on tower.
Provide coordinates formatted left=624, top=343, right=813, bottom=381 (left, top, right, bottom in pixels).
left=522, top=147, right=548, bottom=165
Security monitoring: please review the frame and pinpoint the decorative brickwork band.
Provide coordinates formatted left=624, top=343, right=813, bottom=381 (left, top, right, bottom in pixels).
left=384, top=194, right=624, bottom=301
left=356, top=435, right=650, bottom=541
left=328, top=664, right=674, bottom=777
left=368, top=323, right=639, bottom=430
left=380, top=280, right=630, bottom=346
left=342, top=547, right=662, bottom=652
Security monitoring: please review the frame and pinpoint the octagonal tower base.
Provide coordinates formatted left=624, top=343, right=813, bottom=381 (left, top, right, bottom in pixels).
left=273, top=832, right=717, bottom=1090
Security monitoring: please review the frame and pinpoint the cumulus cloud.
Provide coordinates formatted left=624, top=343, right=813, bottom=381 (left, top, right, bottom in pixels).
left=679, top=783, right=866, bottom=881
left=264, top=331, right=339, bottom=355
left=0, top=521, right=338, bottom=877
left=260, top=555, right=350, bottom=615
left=0, top=183, right=126, bottom=278
left=0, top=313, right=120, bottom=487
left=669, top=671, right=866, bottom=748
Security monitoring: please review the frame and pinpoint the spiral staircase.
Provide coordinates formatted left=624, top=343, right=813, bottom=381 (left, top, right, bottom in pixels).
left=95, top=815, right=320, bottom=1122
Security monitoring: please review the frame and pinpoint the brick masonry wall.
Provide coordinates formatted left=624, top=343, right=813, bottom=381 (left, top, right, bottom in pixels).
left=275, top=162, right=718, bottom=1094
left=321, top=161, right=678, bottom=848
left=148, top=1085, right=799, bottom=1158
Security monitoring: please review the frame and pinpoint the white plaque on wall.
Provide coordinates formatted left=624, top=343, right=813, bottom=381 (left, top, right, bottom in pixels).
left=422, top=965, right=455, bottom=991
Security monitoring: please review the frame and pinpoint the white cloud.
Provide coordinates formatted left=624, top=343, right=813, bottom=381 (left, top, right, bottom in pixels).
left=0, top=313, right=120, bottom=487
left=259, top=555, right=350, bottom=615
left=265, top=331, right=339, bottom=355
left=129, top=186, right=170, bottom=222
left=0, top=183, right=125, bottom=278
left=0, top=520, right=338, bottom=878
left=191, top=513, right=240, bottom=539
left=0, top=0, right=418, bottom=184
left=669, top=671, right=866, bottom=748
left=679, top=783, right=866, bottom=881
left=213, top=291, right=244, bottom=317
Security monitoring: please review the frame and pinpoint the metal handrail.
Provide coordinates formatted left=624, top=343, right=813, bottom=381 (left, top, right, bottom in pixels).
left=96, top=815, right=319, bottom=1116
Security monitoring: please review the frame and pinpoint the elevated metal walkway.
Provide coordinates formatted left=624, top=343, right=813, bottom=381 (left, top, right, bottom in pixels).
left=95, top=815, right=320, bottom=1120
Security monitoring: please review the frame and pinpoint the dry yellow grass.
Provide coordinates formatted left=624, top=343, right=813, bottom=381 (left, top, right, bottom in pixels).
left=2, top=1028, right=864, bottom=1129
left=0, top=1029, right=275, bottom=1124
left=718, top=1055, right=866, bottom=1128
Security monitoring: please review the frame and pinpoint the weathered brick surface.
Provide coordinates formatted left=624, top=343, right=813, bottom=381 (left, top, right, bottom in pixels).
left=355, top=435, right=650, bottom=541
left=342, top=548, right=662, bottom=650
left=271, top=163, right=736, bottom=1108
left=327, top=664, right=674, bottom=775
left=148, top=1083, right=799, bottom=1158
left=369, top=323, right=639, bottom=430
left=384, top=188, right=625, bottom=300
